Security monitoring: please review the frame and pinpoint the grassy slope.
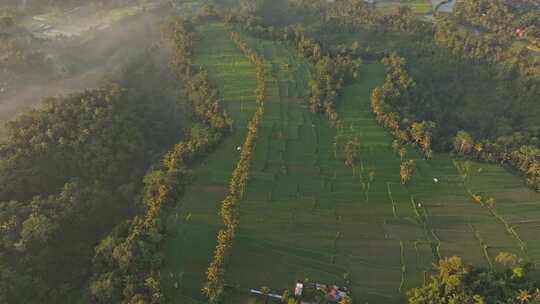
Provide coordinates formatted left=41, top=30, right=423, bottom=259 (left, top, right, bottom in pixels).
left=161, top=22, right=257, bottom=304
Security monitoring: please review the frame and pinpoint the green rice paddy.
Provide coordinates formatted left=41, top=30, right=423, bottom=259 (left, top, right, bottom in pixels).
left=161, top=22, right=257, bottom=304
left=163, top=22, right=540, bottom=304
left=374, top=0, right=433, bottom=15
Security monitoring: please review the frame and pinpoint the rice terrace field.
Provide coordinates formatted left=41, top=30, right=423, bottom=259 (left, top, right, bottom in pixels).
left=374, top=0, right=433, bottom=15
left=161, top=22, right=258, bottom=304
left=162, top=22, right=540, bottom=304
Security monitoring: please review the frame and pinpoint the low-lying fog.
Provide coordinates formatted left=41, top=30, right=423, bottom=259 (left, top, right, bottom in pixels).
left=0, top=1, right=187, bottom=136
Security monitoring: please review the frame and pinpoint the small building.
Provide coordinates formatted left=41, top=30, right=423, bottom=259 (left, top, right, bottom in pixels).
left=516, top=28, right=526, bottom=39
left=293, top=281, right=350, bottom=303
left=316, top=284, right=350, bottom=302
left=295, top=281, right=304, bottom=297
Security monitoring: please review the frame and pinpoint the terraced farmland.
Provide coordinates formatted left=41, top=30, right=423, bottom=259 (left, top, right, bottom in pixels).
left=161, top=22, right=258, bottom=304
left=375, top=0, right=433, bottom=15
left=162, top=22, right=540, bottom=304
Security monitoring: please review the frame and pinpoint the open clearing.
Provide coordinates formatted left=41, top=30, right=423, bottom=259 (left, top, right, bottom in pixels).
left=163, top=22, right=540, bottom=303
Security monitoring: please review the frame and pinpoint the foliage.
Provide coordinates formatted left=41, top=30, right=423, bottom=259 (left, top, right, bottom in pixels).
left=370, top=53, right=435, bottom=159
left=86, top=18, right=231, bottom=303
left=451, top=131, right=540, bottom=191
left=407, top=256, right=540, bottom=304
left=0, top=31, right=53, bottom=90
left=310, top=0, right=540, bottom=191
left=203, top=29, right=266, bottom=303
left=325, top=0, right=431, bottom=34
left=0, top=73, right=182, bottom=303
left=433, top=16, right=540, bottom=96
left=454, top=0, right=540, bottom=39
left=226, top=14, right=362, bottom=125
left=400, top=159, right=415, bottom=185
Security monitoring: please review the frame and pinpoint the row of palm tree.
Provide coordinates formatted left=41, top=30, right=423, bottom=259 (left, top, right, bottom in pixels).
left=371, top=53, right=435, bottom=159
left=287, top=27, right=362, bottom=125
left=452, top=130, right=540, bottom=192
left=224, top=14, right=362, bottom=125
left=202, top=30, right=267, bottom=304
left=325, top=0, right=430, bottom=34
left=87, top=18, right=232, bottom=304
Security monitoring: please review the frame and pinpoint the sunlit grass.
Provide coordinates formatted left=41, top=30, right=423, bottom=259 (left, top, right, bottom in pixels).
left=162, top=22, right=540, bottom=304
left=161, top=22, right=257, bottom=304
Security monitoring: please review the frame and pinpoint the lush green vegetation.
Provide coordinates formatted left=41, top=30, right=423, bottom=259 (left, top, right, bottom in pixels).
left=0, top=19, right=53, bottom=91
left=408, top=256, right=540, bottom=304
left=86, top=17, right=231, bottom=303
left=160, top=21, right=259, bottom=304
left=304, top=0, right=540, bottom=194
left=2, top=1, right=540, bottom=303
left=0, top=52, right=183, bottom=302
left=216, top=31, right=540, bottom=303
left=203, top=28, right=267, bottom=303
left=154, top=13, right=540, bottom=303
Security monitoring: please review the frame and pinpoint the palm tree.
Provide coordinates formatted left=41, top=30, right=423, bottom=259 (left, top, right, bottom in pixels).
left=400, top=160, right=415, bottom=185
left=533, top=288, right=540, bottom=302
left=399, top=147, right=407, bottom=161
left=453, top=130, right=474, bottom=156
left=473, top=143, right=483, bottom=157
left=261, top=286, right=271, bottom=304
left=339, top=296, right=353, bottom=304
left=517, top=289, right=532, bottom=303
left=344, top=138, right=359, bottom=168
left=495, top=252, right=517, bottom=267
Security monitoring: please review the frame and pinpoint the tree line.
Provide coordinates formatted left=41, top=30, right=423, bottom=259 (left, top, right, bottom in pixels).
left=371, top=53, right=436, bottom=160
left=0, top=63, right=184, bottom=304
left=325, top=0, right=431, bottom=34
left=86, top=18, right=232, bottom=304
left=233, top=0, right=431, bottom=35
left=431, top=5, right=540, bottom=192
left=0, top=20, right=53, bottom=93
left=202, top=29, right=267, bottom=303
left=454, top=0, right=540, bottom=39
left=453, top=130, right=540, bottom=191
left=434, top=16, right=540, bottom=97
left=299, top=0, right=540, bottom=191
left=224, top=13, right=362, bottom=125
left=407, top=255, right=540, bottom=304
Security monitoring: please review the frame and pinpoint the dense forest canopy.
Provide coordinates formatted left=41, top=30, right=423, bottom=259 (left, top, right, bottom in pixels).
left=0, top=46, right=184, bottom=303
left=0, top=18, right=53, bottom=91
left=407, top=255, right=540, bottom=304
left=3, top=0, right=141, bottom=11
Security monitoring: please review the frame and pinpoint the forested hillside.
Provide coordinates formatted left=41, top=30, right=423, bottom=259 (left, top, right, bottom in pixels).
left=0, top=45, right=183, bottom=302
